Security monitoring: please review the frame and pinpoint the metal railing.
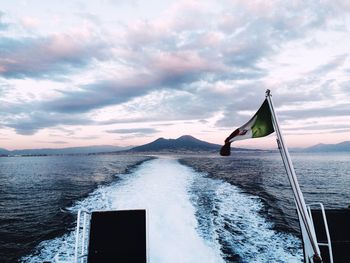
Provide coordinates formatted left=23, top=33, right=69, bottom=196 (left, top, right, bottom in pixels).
left=307, top=203, right=334, bottom=263
left=74, top=210, right=91, bottom=263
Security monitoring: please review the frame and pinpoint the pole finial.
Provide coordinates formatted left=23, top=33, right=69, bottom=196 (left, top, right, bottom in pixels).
left=265, top=89, right=271, bottom=97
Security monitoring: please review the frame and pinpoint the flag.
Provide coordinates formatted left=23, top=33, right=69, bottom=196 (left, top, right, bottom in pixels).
left=220, top=99, right=274, bottom=156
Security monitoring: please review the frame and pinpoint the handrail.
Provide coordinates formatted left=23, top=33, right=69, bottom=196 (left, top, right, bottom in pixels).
left=53, top=209, right=91, bottom=263
left=73, top=210, right=91, bottom=263
left=74, top=210, right=81, bottom=263
left=81, top=212, right=87, bottom=262
left=307, top=203, right=334, bottom=263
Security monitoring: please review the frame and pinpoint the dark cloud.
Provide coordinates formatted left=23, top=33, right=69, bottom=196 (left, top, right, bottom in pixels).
left=41, top=77, right=152, bottom=113
left=0, top=34, right=108, bottom=79
left=106, top=128, right=158, bottom=134
left=0, top=11, right=10, bottom=31
left=215, top=112, right=252, bottom=128
left=123, top=89, right=221, bottom=122
left=215, top=1, right=334, bottom=74
left=198, top=119, right=209, bottom=124
left=40, top=51, right=218, bottom=114
left=5, top=112, right=92, bottom=135
left=279, top=103, right=350, bottom=121
left=0, top=100, right=33, bottom=117
left=216, top=89, right=350, bottom=128
left=95, top=87, right=224, bottom=127
left=221, top=32, right=271, bottom=69
left=215, top=84, right=268, bottom=127
left=211, top=69, right=266, bottom=82
left=308, top=54, right=347, bottom=76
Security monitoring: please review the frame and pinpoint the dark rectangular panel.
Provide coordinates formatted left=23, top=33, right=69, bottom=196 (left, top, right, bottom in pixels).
left=88, top=210, right=146, bottom=263
left=311, top=209, right=350, bottom=263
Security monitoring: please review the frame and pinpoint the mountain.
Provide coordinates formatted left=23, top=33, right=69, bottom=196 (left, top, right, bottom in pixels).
left=2, top=138, right=348, bottom=156
left=129, top=135, right=250, bottom=153
left=0, top=135, right=256, bottom=156
left=0, top=148, right=10, bottom=155
left=303, top=141, right=350, bottom=152
left=129, top=135, right=219, bottom=152
left=0, top=145, right=130, bottom=156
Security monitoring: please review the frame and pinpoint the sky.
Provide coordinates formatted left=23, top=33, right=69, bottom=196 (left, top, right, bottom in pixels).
left=0, top=0, right=350, bottom=150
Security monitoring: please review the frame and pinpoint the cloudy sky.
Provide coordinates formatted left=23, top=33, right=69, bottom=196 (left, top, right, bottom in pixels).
left=1, top=0, right=350, bottom=150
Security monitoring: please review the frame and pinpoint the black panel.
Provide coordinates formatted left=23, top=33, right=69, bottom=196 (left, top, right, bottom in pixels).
left=311, top=209, right=350, bottom=263
left=87, top=210, right=146, bottom=263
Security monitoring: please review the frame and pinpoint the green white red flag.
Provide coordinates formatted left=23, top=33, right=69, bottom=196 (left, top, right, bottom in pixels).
left=220, top=99, right=274, bottom=156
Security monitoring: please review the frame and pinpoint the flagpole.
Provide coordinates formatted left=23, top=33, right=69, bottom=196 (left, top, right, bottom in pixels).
left=265, top=90, right=322, bottom=263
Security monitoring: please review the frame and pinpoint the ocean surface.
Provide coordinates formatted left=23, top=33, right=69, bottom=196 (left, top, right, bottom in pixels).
left=0, top=152, right=349, bottom=262
left=0, top=154, right=152, bottom=262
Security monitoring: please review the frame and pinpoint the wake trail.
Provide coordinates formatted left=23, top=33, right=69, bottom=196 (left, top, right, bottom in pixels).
left=22, top=157, right=302, bottom=263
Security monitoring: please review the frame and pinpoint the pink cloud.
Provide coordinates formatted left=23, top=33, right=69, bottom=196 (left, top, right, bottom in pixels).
left=151, top=51, right=213, bottom=76
left=20, top=16, right=40, bottom=29
left=0, top=31, right=108, bottom=78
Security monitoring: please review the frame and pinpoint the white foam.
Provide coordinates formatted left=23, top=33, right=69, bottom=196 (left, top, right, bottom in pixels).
left=22, top=157, right=302, bottom=263
left=107, top=158, right=225, bottom=263
left=201, top=179, right=303, bottom=262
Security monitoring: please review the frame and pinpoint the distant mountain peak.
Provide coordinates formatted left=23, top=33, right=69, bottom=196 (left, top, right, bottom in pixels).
left=177, top=135, right=198, bottom=140
left=128, top=135, right=252, bottom=153
left=304, top=141, right=350, bottom=152
left=129, top=135, right=220, bottom=152
left=154, top=137, right=166, bottom=142
left=177, top=135, right=197, bottom=140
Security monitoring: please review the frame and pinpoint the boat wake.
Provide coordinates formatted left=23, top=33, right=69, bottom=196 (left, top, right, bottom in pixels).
left=21, top=157, right=302, bottom=263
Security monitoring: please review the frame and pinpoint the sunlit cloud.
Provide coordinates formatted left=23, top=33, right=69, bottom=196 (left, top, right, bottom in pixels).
left=0, top=0, right=349, bottom=149
left=106, top=128, right=159, bottom=134
left=0, top=32, right=108, bottom=79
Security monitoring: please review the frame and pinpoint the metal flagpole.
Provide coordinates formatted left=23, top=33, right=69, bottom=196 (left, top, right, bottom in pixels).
left=265, top=90, right=322, bottom=263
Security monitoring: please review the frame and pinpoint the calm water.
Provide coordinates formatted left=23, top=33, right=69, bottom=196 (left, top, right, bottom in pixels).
left=0, top=152, right=349, bottom=262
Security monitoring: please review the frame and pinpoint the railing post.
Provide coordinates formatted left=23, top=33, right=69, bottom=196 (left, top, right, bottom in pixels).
left=81, top=212, right=87, bottom=263
left=74, top=210, right=81, bottom=263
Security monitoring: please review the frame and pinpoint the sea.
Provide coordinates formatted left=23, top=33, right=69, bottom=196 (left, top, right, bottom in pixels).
left=0, top=152, right=349, bottom=262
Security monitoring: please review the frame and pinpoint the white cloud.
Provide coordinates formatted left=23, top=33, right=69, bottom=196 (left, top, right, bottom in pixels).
left=20, top=16, right=40, bottom=29
left=0, top=0, right=350, bottom=149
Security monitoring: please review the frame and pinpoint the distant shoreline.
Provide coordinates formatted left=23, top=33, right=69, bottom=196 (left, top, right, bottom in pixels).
left=1, top=135, right=349, bottom=157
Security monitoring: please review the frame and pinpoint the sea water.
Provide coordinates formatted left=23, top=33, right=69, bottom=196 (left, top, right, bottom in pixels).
left=0, top=154, right=152, bottom=262
left=1, top=152, right=349, bottom=262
